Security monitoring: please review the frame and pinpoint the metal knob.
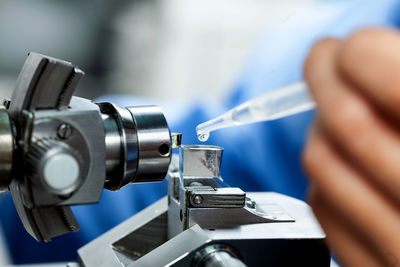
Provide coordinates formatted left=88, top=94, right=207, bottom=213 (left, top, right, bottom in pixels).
left=25, top=139, right=83, bottom=196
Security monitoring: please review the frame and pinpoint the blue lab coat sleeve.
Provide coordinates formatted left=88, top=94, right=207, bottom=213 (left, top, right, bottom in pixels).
left=1, top=0, right=399, bottom=263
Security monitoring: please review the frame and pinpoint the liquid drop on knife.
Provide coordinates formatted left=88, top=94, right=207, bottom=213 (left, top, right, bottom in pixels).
left=197, top=132, right=210, bottom=142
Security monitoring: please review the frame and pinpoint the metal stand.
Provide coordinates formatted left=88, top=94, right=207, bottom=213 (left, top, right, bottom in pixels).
left=78, top=146, right=330, bottom=267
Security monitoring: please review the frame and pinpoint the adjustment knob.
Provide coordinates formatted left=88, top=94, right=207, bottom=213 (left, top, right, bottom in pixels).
left=26, top=139, right=83, bottom=195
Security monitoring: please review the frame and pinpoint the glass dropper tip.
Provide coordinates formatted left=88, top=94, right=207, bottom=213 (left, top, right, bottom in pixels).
left=196, top=112, right=231, bottom=142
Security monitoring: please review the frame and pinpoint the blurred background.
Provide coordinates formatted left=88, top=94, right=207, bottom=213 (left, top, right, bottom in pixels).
left=0, top=0, right=317, bottom=103
left=0, top=0, right=319, bottom=265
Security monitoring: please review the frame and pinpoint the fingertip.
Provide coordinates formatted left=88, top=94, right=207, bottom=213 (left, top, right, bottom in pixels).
left=338, top=27, right=400, bottom=112
left=304, top=38, right=343, bottom=81
left=339, top=28, right=386, bottom=74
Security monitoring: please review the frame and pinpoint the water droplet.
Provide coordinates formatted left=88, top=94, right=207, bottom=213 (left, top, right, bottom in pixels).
left=197, top=132, right=210, bottom=142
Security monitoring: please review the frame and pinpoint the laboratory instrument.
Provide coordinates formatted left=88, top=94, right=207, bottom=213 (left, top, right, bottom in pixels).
left=0, top=53, right=329, bottom=266
left=196, top=81, right=315, bottom=141
left=78, top=145, right=329, bottom=267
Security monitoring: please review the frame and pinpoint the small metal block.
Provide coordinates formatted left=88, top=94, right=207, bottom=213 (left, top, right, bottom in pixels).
left=171, top=133, right=182, bottom=148
left=189, top=187, right=245, bottom=208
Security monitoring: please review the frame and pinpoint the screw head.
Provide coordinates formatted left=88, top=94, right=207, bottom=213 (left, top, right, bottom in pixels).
left=57, top=123, right=73, bottom=139
left=2, top=99, right=11, bottom=109
left=246, top=199, right=256, bottom=209
left=193, top=195, right=203, bottom=205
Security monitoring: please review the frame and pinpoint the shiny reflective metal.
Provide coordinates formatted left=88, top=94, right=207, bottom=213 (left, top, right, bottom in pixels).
left=127, top=106, right=171, bottom=183
left=179, top=145, right=245, bottom=209
left=78, top=149, right=330, bottom=267
left=171, top=132, right=182, bottom=148
left=25, top=138, right=85, bottom=196
left=0, top=106, right=14, bottom=190
left=3, top=53, right=173, bottom=242
left=193, top=244, right=246, bottom=267
left=57, top=123, right=73, bottom=139
left=174, top=145, right=294, bottom=236
left=192, top=194, right=203, bottom=205
left=179, top=145, right=223, bottom=179
left=99, top=103, right=171, bottom=190
left=99, top=102, right=137, bottom=190
left=1, top=52, right=330, bottom=266
left=189, top=187, right=245, bottom=208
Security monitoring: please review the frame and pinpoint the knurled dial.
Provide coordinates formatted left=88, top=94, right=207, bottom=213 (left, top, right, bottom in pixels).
left=25, top=138, right=82, bottom=195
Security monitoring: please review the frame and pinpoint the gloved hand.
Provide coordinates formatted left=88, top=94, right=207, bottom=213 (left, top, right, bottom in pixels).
left=303, top=28, right=400, bottom=266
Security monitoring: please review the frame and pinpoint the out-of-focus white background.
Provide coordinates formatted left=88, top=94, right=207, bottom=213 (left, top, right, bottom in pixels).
left=0, top=0, right=317, bottom=103
left=0, top=0, right=319, bottom=265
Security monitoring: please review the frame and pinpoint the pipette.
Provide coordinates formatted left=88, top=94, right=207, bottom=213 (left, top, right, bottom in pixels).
left=196, top=81, right=315, bottom=141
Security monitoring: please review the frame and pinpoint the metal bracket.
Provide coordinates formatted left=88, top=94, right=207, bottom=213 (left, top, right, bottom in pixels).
left=7, top=53, right=90, bottom=242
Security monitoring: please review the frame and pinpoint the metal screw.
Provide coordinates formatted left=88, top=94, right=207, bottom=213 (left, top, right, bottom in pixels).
left=57, top=123, right=73, bottom=139
left=246, top=198, right=256, bottom=209
left=2, top=99, right=11, bottom=109
left=193, top=195, right=203, bottom=205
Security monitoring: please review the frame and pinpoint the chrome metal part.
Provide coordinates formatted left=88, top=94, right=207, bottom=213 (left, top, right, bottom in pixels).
left=127, top=106, right=171, bottom=183
left=200, top=251, right=245, bottom=267
left=98, top=102, right=137, bottom=191
left=99, top=103, right=172, bottom=190
left=26, top=99, right=104, bottom=207
left=101, top=113, right=123, bottom=179
left=10, top=97, right=106, bottom=242
left=5, top=53, right=94, bottom=242
left=78, top=144, right=329, bottom=266
left=25, top=139, right=84, bottom=196
left=78, top=193, right=329, bottom=266
left=175, top=145, right=293, bottom=231
left=0, top=106, right=14, bottom=190
left=180, top=145, right=223, bottom=180
left=79, top=198, right=211, bottom=267
left=1, top=52, right=330, bottom=266
left=193, top=194, right=203, bottom=205
left=188, top=199, right=295, bottom=229
left=189, top=188, right=245, bottom=208
left=3, top=52, right=174, bottom=242
left=57, top=123, right=73, bottom=139
left=193, top=244, right=246, bottom=267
